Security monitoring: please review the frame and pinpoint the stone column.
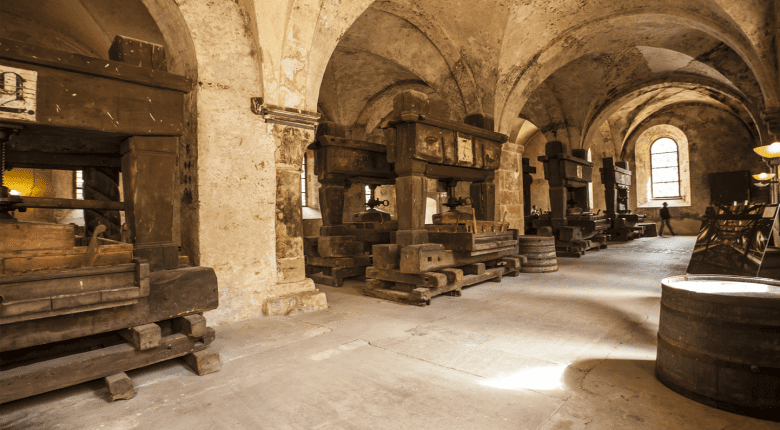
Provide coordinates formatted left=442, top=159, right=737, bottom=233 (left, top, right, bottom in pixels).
left=259, top=105, right=328, bottom=315
left=495, top=142, right=524, bottom=231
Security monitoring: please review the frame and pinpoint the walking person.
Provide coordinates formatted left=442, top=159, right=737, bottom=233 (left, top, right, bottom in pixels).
left=659, top=202, right=676, bottom=237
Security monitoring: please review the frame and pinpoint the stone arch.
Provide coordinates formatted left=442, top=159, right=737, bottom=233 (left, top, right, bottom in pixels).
left=496, top=9, right=779, bottom=134
left=580, top=76, right=767, bottom=154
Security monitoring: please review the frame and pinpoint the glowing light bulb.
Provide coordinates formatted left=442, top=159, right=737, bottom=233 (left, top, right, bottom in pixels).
left=752, top=173, right=776, bottom=181
left=9, top=189, right=20, bottom=196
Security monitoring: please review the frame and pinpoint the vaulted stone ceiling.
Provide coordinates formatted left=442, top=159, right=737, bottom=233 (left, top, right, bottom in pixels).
left=316, top=0, right=776, bottom=156
left=0, top=0, right=164, bottom=57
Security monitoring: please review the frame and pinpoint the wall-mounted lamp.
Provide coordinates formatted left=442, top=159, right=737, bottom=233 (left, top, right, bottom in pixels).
left=753, top=142, right=780, bottom=202
left=754, top=142, right=780, bottom=158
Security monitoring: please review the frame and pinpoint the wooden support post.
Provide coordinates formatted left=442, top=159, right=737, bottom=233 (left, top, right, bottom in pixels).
left=394, top=170, right=429, bottom=247
left=470, top=182, right=496, bottom=221
left=319, top=182, right=347, bottom=236
left=104, top=372, right=135, bottom=401
left=121, top=136, right=178, bottom=271
left=118, top=323, right=162, bottom=351
left=183, top=349, right=221, bottom=376
left=171, top=314, right=206, bottom=338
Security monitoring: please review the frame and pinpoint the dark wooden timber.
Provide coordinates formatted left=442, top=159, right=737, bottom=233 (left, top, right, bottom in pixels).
left=0, top=38, right=191, bottom=92
left=17, top=197, right=125, bottom=211
left=0, top=331, right=212, bottom=404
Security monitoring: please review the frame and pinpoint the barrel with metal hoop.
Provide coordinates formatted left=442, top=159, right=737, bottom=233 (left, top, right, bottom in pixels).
left=655, top=275, right=780, bottom=421
left=517, top=235, right=557, bottom=273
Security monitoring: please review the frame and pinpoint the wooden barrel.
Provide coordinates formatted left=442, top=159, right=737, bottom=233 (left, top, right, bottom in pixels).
left=656, top=275, right=780, bottom=421
left=518, top=236, right=557, bottom=273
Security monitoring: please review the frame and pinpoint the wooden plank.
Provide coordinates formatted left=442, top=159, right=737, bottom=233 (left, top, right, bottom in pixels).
left=426, top=163, right=493, bottom=181
left=17, top=197, right=125, bottom=211
left=306, top=255, right=371, bottom=268
left=397, top=113, right=507, bottom=142
left=317, top=236, right=363, bottom=258
left=0, top=263, right=135, bottom=284
left=460, top=267, right=504, bottom=287
left=1, top=248, right=132, bottom=275
left=399, top=243, right=518, bottom=274
left=104, top=372, right=135, bottom=401
left=6, top=151, right=122, bottom=170
left=317, top=135, right=387, bottom=154
left=0, top=270, right=135, bottom=303
left=0, top=222, right=74, bottom=252
left=366, top=267, right=448, bottom=288
left=0, top=58, right=185, bottom=136
left=118, top=323, right=161, bottom=351
left=0, top=38, right=191, bottom=92
left=0, top=266, right=218, bottom=352
left=0, top=299, right=138, bottom=325
left=0, top=333, right=207, bottom=404
left=362, top=287, right=428, bottom=306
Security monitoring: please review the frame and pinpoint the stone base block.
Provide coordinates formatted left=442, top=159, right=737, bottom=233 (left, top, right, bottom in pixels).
left=263, top=289, right=328, bottom=316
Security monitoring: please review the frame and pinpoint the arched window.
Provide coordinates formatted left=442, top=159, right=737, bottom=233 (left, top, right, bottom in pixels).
left=650, top=137, right=680, bottom=198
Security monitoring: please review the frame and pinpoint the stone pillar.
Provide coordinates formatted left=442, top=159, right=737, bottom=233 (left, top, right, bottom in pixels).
left=261, top=106, right=328, bottom=316
left=495, top=142, right=524, bottom=231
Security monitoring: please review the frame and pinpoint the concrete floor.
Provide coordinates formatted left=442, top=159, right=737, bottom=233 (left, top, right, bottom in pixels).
left=2, top=236, right=779, bottom=430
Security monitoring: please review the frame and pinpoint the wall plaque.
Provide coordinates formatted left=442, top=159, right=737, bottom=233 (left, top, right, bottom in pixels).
left=0, top=65, right=37, bottom=121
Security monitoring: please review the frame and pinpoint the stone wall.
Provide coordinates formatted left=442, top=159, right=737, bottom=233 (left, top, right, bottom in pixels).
left=624, top=105, right=762, bottom=234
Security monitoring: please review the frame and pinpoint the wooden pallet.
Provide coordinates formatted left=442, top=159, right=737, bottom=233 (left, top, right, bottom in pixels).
left=0, top=314, right=220, bottom=404
left=363, top=256, right=523, bottom=306
left=555, top=237, right=607, bottom=258
left=307, top=255, right=371, bottom=287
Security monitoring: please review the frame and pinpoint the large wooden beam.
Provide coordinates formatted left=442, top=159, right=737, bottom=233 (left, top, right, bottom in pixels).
left=17, top=197, right=125, bottom=211
left=0, top=38, right=191, bottom=92
left=0, top=54, right=186, bottom=136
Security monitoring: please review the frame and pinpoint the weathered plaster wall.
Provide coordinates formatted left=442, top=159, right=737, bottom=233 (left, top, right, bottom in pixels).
left=625, top=104, right=762, bottom=234
left=175, top=0, right=283, bottom=324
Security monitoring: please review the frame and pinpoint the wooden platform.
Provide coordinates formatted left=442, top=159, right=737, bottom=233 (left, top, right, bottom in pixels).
left=363, top=256, right=524, bottom=306
left=0, top=314, right=220, bottom=405
left=556, top=237, right=607, bottom=258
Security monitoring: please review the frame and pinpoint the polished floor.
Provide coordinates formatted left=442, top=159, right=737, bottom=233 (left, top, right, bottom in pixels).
left=2, top=236, right=779, bottom=430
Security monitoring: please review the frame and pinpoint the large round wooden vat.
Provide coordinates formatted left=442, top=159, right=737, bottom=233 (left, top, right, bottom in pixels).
left=656, top=275, right=780, bottom=421
left=518, top=236, right=557, bottom=273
